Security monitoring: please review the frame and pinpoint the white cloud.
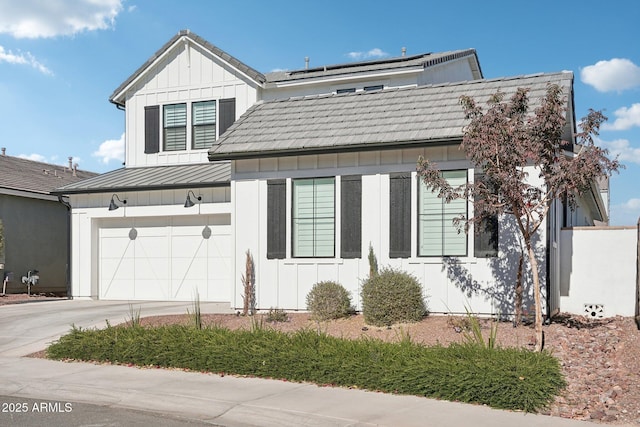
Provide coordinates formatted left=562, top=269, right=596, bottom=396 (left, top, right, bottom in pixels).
left=580, top=58, right=640, bottom=92
left=18, top=153, right=47, bottom=163
left=0, top=45, right=52, bottom=75
left=602, top=103, right=640, bottom=131
left=346, top=48, right=389, bottom=61
left=0, top=0, right=123, bottom=39
left=596, top=137, right=640, bottom=165
left=92, top=133, right=124, bottom=164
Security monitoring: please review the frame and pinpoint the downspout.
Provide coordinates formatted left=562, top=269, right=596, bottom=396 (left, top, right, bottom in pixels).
left=58, top=195, right=72, bottom=299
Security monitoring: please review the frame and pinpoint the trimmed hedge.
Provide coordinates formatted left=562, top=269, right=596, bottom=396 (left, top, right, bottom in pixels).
left=47, top=324, right=564, bottom=412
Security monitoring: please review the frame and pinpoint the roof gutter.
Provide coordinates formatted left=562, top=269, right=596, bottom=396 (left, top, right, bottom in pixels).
left=208, top=138, right=462, bottom=162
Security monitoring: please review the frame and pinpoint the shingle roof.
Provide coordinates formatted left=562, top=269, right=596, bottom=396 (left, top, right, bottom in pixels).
left=54, top=162, right=230, bottom=195
left=264, top=49, right=481, bottom=83
left=0, top=155, right=97, bottom=197
left=208, top=72, right=573, bottom=161
left=109, top=30, right=266, bottom=105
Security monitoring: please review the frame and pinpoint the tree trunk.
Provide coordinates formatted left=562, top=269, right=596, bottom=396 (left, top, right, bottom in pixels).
left=514, top=252, right=523, bottom=326
left=527, top=241, right=544, bottom=351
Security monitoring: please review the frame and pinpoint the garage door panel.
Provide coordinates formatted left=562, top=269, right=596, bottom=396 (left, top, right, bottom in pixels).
left=135, top=279, right=170, bottom=300
left=99, top=216, right=231, bottom=302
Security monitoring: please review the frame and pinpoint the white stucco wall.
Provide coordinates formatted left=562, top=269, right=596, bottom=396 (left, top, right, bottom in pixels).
left=560, top=226, right=637, bottom=317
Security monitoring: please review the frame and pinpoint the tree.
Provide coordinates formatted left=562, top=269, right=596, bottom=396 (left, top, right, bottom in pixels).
left=417, top=84, right=621, bottom=351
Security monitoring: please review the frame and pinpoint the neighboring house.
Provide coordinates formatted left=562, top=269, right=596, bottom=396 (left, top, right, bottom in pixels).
left=55, top=30, right=622, bottom=317
left=0, top=151, right=97, bottom=295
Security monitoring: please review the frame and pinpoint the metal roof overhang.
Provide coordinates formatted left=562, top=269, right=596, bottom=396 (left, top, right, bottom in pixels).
left=52, top=163, right=231, bottom=196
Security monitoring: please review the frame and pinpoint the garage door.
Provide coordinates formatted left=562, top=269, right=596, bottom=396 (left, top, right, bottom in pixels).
left=98, top=215, right=231, bottom=301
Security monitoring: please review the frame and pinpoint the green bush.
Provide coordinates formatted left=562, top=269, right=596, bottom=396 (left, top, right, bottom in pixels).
left=306, top=281, right=352, bottom=321
left=47, top=324, right=565, bottom=412
left=361, top=267, right=427, bottom=326
left=264, top=307, right=288, bottom=323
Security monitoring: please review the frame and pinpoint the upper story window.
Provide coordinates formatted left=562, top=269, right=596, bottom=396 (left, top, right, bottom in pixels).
left=336, top=88, right=356, bottom=94
left=145, top=98, right=236, bottom=155
left=364, top=85, right=384, bottom=91
left=192, top=101, right=216, bottom=149
left=163, top=103, right=187, bottom=151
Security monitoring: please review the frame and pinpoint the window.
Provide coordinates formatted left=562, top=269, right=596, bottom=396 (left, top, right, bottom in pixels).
left=292, top=178, right=335, bottom=257
left=364, top=85, right=383, bottom=91
left=192, top=101, right=216, bottom=149
left=418, top=170, right=467, bottom=256
left=163, top=103, right=187, bottom=151
left=337, top=88, right=356, bottom=94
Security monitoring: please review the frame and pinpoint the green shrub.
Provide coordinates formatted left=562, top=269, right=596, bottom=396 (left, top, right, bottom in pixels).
left=306, top=281, right=352, bottom=321
left=264, top=307, right=288, bottom=323
left=361, top=267, right=427, bottom=326
left=47, top=325, right=565, bottom=412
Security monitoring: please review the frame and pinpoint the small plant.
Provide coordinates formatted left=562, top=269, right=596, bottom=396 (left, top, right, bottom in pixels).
left=368, top=243, right=378, bottom=278
left=126, top=304, right=141, bottom=328
left=264, top=307, right=288, bottom=323
left=361, top=266, right=427, bottom=327
left=241, top=250, right=256, bottom=316
left=187, top=290, right=203, bottom=330
left=461, top=307, right=499, bottom=350
left=306, top=281, right=352, bottom=321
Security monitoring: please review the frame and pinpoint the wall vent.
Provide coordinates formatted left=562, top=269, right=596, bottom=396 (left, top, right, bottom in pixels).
left=584, top=303, right=604, bottom=319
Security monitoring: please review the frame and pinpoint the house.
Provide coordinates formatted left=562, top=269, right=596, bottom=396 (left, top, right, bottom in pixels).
left=0, top=150, right=97, bottom=295
left=55, top=30, right=622, bottom=317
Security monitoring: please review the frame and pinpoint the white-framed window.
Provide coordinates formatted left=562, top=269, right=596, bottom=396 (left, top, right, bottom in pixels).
left=292, top=177, right=335, bottom=257
left=418, top=170, right=468, bottom=257
left=163, top=103, right=187, bottom=151
left=192, top=101, right=217, bottom=149
left=145, top=99, right=235, bottom=155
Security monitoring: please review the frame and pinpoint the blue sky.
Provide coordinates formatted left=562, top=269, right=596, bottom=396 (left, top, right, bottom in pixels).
left=0, top=0, right=638, bottom=224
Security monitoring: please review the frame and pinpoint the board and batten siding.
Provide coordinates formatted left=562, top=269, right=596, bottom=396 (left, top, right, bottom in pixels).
left=122, top=39, right=260, bottom=168
left=231, top=146, right=537, bottom=315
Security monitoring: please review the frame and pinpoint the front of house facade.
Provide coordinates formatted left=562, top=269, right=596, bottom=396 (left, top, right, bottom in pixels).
left=57, top=30, right=612, bottom=317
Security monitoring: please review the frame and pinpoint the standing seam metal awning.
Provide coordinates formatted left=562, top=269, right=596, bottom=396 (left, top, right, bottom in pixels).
left=52, top=162, right=231, bottom=195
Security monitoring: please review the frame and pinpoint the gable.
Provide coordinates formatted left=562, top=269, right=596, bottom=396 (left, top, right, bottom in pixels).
left=110, top=30, right=265, bottom=106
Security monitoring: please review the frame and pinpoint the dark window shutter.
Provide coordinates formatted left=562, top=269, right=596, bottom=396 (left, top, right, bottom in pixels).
left=267, top=179, right=286, bottom=259
left=474, top=216, right=499, bottom=258
left=219, top=98, right=236, bottom=136
left=389, top=173, right=411, bottom=258
left=144, top=105, right=159, bottom=154
left=340, top=175, right=361, bottom=258
left=473, top=172, right=498, bottom=258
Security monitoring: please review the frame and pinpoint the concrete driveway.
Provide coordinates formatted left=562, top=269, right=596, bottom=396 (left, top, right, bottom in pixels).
left=0, top=300, right=614, bottom=426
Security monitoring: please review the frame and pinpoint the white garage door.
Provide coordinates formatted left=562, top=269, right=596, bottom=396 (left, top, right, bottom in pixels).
left=98, top=215, right=231, bottom=301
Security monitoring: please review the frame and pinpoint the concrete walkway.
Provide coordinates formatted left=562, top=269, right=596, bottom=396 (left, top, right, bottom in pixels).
left=0, top=300, right=618, bottom=426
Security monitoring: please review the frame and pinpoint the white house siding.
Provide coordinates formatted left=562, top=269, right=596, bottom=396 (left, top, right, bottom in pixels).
left=68, top=187, right=232, bottom=301
left=122, top=40, right=259, bottom=168
left=560, top=226, right=637, bottom=317
left=232, top=147, right=549, bottom=315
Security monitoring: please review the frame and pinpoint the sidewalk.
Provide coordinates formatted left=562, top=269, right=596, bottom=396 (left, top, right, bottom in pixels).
left=0, top=300, right=622, bottom=426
